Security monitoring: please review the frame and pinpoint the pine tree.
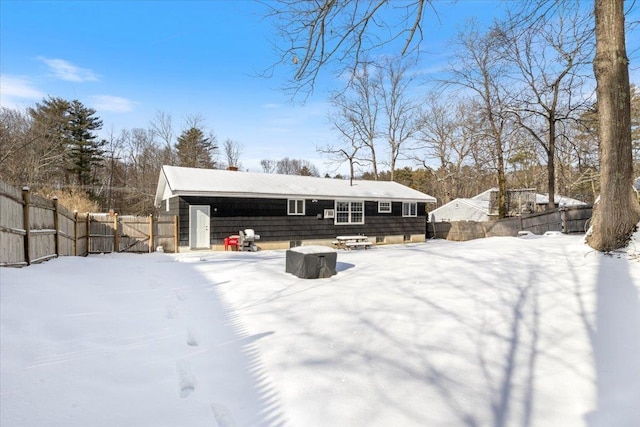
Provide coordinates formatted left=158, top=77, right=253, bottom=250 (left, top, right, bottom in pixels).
left=27, top=96, right=72, bottom=185
left=175, top=127, right=215, bottom=168
left=66, top=100, right=106, bottom=189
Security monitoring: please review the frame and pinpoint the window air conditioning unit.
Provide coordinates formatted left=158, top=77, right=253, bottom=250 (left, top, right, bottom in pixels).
left=324, top=209, right=335, bottom=219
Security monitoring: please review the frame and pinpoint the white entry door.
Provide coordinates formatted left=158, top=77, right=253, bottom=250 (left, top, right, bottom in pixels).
left=189, top=205, right=210, bottom=249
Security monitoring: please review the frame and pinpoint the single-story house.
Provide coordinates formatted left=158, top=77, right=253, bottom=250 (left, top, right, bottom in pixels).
left=429, top=188, right=588, bottom=222
left=154, top=165, right=437, bottom=251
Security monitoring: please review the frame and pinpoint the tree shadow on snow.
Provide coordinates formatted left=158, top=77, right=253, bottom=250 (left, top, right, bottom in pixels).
left=584, top=256, right=640, bottom=427
left=168, top=260, right=289, bottom=427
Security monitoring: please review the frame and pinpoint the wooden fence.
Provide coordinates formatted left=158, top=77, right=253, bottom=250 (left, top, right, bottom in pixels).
left=0, top=181, right=177, bottom=267
left=87, top=213, right=177, bottom=254
left=427, top=205, right=592, bottom=241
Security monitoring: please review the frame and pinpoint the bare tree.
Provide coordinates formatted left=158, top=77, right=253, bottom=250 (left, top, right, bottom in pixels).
left=320, top=115, right=363, bottom=185
left=377, top=56, right=420, bottom=181
left=149, top=110, right=176, bottom=165
left=586, top=0, right=640, bottom=251
left=0, top=107, right=40, bottom=184
left=502, top=3, right=593, bottom=209
left=260, top=159, right=277, bottom=173
left=414, top=95, right=476, bottom=203
left=444, top=23, right=512, bottom=217
left=328, top=62, right=381, bottom=178
left=223, top=139, right=243, bottom=169
left=264, top=0, right=433, bottom=97
left=276, top=158, right=320, bottom=176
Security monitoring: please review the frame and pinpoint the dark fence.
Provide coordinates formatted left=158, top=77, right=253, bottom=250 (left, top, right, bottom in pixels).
left=0, top=180, right=177, bottom=267
left=427, top=205, right=592, bottom=241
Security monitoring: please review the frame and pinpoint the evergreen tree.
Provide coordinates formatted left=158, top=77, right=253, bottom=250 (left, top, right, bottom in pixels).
left=175, top=127, right=215, bottom=168
left=66, top=100, right=106, bottom=189
left=27, top=96, right=72, bottom=185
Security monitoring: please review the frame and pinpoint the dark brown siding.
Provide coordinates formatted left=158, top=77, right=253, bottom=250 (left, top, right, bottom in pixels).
left=178, top=196, right=426, bottom=246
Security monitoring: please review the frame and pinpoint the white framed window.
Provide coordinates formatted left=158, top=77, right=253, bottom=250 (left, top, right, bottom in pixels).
left=165, top=198, right=170, bottom=212
left=288, top=199, right=305, bottom=215
left=402, top=202, right=417, bottom=217
left=378, top=201, right=392, bottom=213
left=335, top=201, right=364, bottom=225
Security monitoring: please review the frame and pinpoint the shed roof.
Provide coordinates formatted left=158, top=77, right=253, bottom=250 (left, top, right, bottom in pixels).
left=472, top=188, right=587, bottom=206
left=428, top=198, right=490, bottom=222
left=155, top=166, right=437, bottom=206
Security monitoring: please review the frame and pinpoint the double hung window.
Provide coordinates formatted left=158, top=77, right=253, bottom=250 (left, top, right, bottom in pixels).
left=288, top=199, right=305, bottom=215
left=335, top=201, right=364, bottom=224
left=378, top=201, right=392, bottom=213
left=402, top=202, right=417, bottom=217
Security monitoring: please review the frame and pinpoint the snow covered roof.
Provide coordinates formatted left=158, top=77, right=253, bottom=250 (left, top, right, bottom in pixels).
left=535, top=193, right=587, bottom=207
left=471, top=188, right=497, bottom=202
left=429, top=198, right=490, bottom=222
left=155, top=166, right=437, bottom=206
left=472, top=188, right=586, bottom=206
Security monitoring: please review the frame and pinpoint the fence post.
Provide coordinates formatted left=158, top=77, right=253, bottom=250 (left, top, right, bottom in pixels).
left=85, top=214, right=91, bottom=255
left=53, top=196, right=60, bottom=257
left=113, top=213, right=119, bottom=253
left=22, top=186, right=31, bottom=265
left=174, top=215, right=179, bottom=253
left=149, top=213, right=154, bottom=253
left=73, top=211, right=78, bottom=256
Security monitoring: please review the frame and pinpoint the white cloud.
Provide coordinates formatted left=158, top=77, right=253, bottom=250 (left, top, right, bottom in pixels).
left=91, top=95, right=137, bottom=113
left=0, top=74, right=45, bottom=108
left=39, top=57, right=99, bottom=82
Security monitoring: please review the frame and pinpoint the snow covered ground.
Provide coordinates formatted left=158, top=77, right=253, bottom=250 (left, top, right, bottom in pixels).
left=2, top=233, right=640, bottom=427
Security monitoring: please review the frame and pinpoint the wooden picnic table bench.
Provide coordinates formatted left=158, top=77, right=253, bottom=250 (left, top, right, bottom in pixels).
left=333, top=235, right=373, bottom=250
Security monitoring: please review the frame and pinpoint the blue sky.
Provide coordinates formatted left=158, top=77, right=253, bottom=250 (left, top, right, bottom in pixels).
left=1, top=1, right=638, bottom=175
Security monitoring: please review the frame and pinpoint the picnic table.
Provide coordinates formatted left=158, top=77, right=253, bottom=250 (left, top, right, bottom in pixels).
left=333, top=235, right=373, bottom=250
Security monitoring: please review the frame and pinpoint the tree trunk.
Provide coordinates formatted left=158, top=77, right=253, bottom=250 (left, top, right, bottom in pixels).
left=496, top=141, right=508, bottom=218
left=586, top=0, right=640, bottom=251
left=547, top=116, right=556, bottom=210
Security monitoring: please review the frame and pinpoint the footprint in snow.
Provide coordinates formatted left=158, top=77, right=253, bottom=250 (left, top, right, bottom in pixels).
left=166, top=305, right=179, bottom=320
left=176, top=359, right=195, bottom=398
left=210, top=403, right=237, bottom=427
left=175, top=289, right=186, bottom=301
left=186, top=328, right=198, bottom=347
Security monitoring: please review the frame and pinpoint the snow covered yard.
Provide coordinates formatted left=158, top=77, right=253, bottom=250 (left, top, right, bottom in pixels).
left=2, top=234, right=640, bottom=427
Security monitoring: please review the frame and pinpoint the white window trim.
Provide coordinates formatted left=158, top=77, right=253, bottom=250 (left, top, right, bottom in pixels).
left=288, top=199, right=305, bottom=215
left=402, top=202, right=418, bottom=217
left=378, top=201, right=392, bottom=213
left=335, top=200, right=365, bottom=225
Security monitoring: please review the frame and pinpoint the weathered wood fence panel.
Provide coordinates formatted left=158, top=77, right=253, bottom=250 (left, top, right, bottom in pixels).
left=0, top=180, right=177, bottom=267
left=119, top=216, right=152, bottom=253
left=0, top=181, right=26, bottom=266
left=427, top=205, right=592, bottom=241
left=521, top=210, right=563, bottom=235
left=88, top=214, right=169, bottom=254
left=75, top=213, right=90, bottom=257
left=156, top=215, right=178, bottom=253
left=89, top=214, right=116, bottom=254
left=27, top=191, right=57, bottom=264
left=57, top=203, right=76, bottom=256
left=427, top=221, right=452, bottom=240
left=562, top=205, right=592, bottom=233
